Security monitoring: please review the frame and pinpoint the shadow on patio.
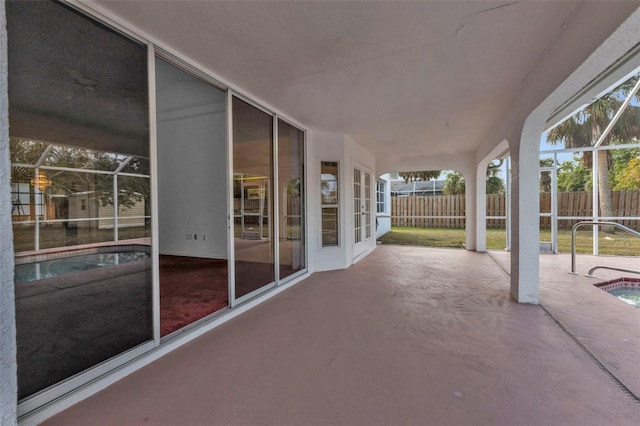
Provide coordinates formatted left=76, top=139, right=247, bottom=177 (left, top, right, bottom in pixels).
left=43, top=246, right=639, bottom=425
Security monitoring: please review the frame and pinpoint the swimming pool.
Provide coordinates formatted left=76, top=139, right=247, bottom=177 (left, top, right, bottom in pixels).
left=15, top=250, right=150, bottom=282
left=595, top=278, right=640, bottom=308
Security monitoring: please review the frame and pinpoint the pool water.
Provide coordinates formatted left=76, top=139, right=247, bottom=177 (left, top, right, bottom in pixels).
left=15, top=252, right=150, bottom=282
left=595, top=278, right=640, bottom=308
left=607, top=287, right=640, bottom=308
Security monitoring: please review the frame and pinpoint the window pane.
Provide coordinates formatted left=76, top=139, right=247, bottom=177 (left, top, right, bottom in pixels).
left=322, top=208, right=339, bottom=247
left=321, top=162, right=339, bottom=205
left=233, top=97, right=274, bottom=298
left=321, top=162, right=339, bottom=247
left=8, top=0, right=151, bottom=400
left=376, top=180, right=385, bottom=213
left=278, top=120, right=305, bottom=279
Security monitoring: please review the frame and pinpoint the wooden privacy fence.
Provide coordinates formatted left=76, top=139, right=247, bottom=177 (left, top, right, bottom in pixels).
left=391, top=195, right=466, bottom=228
left=392, top=190, right=640, bottom=229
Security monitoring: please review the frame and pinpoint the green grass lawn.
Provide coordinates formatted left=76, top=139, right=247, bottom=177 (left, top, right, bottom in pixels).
left=378, top=226, right=640, bottom=256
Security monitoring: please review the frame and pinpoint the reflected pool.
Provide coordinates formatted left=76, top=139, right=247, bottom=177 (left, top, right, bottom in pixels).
left=15, top=251, right=150, bottom=282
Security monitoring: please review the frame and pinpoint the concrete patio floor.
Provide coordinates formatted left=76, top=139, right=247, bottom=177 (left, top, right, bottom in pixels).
left=42, top=245, right=639, bottom=425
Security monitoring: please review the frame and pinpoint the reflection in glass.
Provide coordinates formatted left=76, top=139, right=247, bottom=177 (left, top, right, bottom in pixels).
left=278, top=120, right=305, bottom=279
left=321, top=162, right=339, bottom=246
left=8, top=0, right=151, bottom=400
left=10, top=142, right=151, bottom=251
left=156, top=57, right=229, bottom=336
left=233, top=97, right=275, bottom=298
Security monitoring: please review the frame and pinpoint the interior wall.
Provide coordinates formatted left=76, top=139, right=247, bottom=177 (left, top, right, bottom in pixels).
left=156, top=59, right=227, bottom=259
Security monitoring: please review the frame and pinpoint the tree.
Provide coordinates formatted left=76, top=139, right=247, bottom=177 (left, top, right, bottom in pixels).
left=399, top=170, right=441, bottom=183
left=557, top=159, right=592, bottom=192
left=442, top=161, right=505, bottom=195
left=610, top=146, right=640, bottom=190
left=546, top=76, right=640, bottom=231
left=443, top=172, right=465, bottom=195
left=613, top=156, right=640, bottom=190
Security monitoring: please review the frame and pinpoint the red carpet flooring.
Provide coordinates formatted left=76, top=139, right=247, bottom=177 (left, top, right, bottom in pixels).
left=160, top=256, right=229, bottom=336
left=160, top=256, right=300, bottom=335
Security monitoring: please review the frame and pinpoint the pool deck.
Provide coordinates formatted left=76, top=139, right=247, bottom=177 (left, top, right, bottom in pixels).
left=40, top=246, right=640, bottom=425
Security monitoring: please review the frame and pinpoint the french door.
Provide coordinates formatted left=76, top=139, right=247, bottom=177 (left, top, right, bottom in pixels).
left=353, top=166, right=372, bottom=259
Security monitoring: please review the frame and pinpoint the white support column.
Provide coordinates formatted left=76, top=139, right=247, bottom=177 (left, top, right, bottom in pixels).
left=476, top=140, right=509, bottom=253
left=464, top=169, right=477, bottom=251
left=475, top=163, right=487, bottom=252
left=0, top=1, right=18, bottom=423
left=510, top=125, right=540, bottom=304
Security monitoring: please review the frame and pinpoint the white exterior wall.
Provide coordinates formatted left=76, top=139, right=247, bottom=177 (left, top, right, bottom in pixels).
left=307, top=131, right=349, bottom=272
left=0, top=1, right=18, bottom=423
left=307, top=131, right=376, bottom=272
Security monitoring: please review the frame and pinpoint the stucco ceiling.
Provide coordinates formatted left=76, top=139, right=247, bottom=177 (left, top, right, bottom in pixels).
left=91, top=0, right=639, bottom=160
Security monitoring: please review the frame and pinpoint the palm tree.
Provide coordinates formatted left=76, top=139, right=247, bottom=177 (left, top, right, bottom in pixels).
left=399, top=170, right=441, bottom=183
left=546, top=77, right=640, bottom=231
left=442, top=161, right=505, bottom=195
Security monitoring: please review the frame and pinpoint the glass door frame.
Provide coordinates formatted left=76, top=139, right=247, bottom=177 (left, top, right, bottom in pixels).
left=228, top=92, right=309, bottom=307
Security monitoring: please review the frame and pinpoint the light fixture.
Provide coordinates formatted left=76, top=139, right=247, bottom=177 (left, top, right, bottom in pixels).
left=31, top=171, right=52, bottom=191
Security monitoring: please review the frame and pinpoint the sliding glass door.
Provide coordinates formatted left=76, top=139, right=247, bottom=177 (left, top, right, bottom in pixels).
left=232, top=97, right=275, bottom=299
left=278, top=119, right=305, bottom=279
left=155, top=58, right=229, bottom=336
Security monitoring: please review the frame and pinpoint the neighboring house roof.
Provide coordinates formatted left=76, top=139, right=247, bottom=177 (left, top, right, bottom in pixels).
left=391, top=180, right=445, bottom=195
